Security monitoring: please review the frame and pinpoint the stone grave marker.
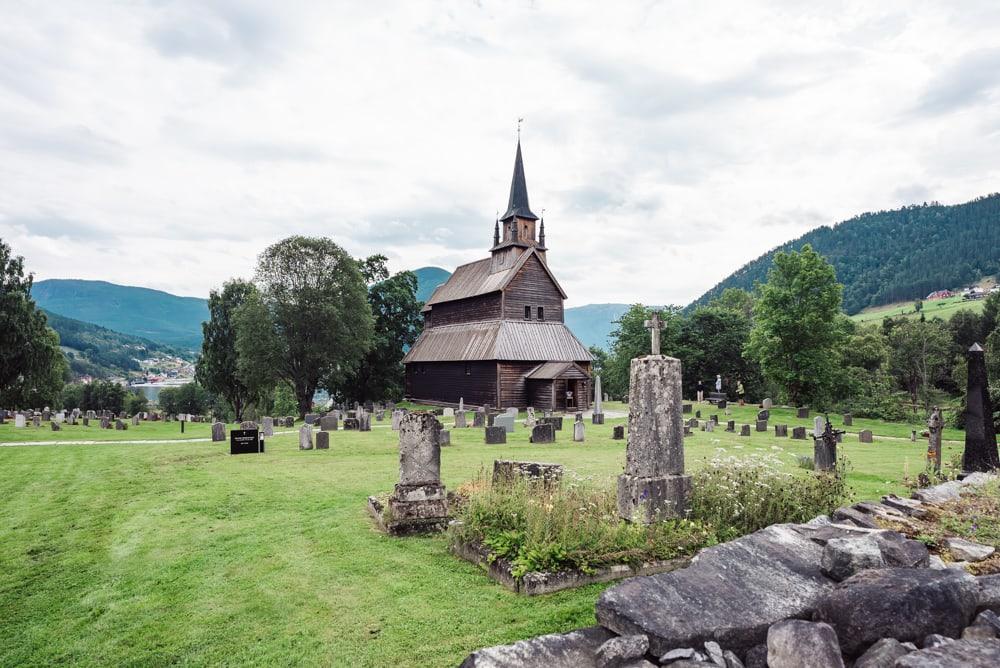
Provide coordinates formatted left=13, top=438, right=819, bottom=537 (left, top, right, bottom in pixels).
left=240, top=421, right=257, bottom=430
left=791, top=426, right=806, bottom=439
left=299, top=425, right=314, bottom=450
left=131, top=415, right=140, bottom=426
left=33, top=415, right=41, bottom=427
left=774, top=424, right=788, bottom=437
left=506, top=407, right=518, bottom=418
left=82, top=417, right=89, bottom=427
left=51, top=421, right=60, bottom=431
left=740, top=424, right=751, bottom=436
left=757, top=409, right=769, bottom=421
left=439, top=430, right=451, bottom=446
left=494, top=415, right=515, bottom=434
left=813, top=416, right=825, bottom=436
left=573, top=420, right=585, bottom=442
left=473, top=411, right=485, bottom=428
left=964, top=343, right=1000, bottom=472
left=455, top=411, right=468, bottom=428
left=230, top=427, right=263, bottom=455
left=391, top=410, right=404, bottom=430
left=762, top=397, right=773, bottom=409
left=843, top=413, right=853, bottom=426
left=316, top=431, right=330, bottom=449
left=530, top=423, right=555, bottom=444
left=484, top=426, right=506, bottom=444
left=359, top=412, right=371, bottom=431
left=814, top=418, right=841, bottom=472
left=593, top=375, right=605, bottom=424
left=859, top=429, right=874, bottom=443
left=704, top=421, right=714, bottom=433
left=262, top=417, right=274, bottom=437
left=376, top=412, right=448, bottom=534
left=612, top=425, right=625, bottom=440
left=284, top=416, right=295, bottom=427
left=682, top=403, right=692, bottom=414
left=756, top=420, right=767, bottom=432
left=492, top=460, right=562, bottom=489
left=540, top=416, right=563, bottom=431
left=344, top=418, right=360, bottom=430
left=710, top=414, right=718, bottom=425
left=718, top=400, right=727, bottom=410
left=15, top=414, right=25, bottom=428
left=695, top=410, right=701, bottom=419
left=304, top=413, right=318, bottom=425
left=443, top=407, right=454, bottom=418
left=797, top=407, right=809, bottom=418
left=525, top=407, right=536, bottom=428
left=927, top=407, right=943, bottom=472
left=212, top=422, right=226, bottom=442
left=115, top=419, right=126, bottom=430
left=726, top=420, right=735, bottom=432
left=617, top=354, right=691, bottom=523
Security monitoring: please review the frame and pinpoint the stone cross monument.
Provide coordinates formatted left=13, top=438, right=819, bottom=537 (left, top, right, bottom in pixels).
left=617, top=353, right=691, bottom=524
left=644, top=312, right=666, bottom=356
left=927, top=406, right=943, bottom=473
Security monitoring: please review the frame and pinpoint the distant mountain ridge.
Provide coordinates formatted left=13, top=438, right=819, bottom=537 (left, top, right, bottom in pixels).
left=690, top=194, right=1000, bottom=314
left=34, top=279, right=209, bottom=350
left=412, top=266, right=451, bottom=302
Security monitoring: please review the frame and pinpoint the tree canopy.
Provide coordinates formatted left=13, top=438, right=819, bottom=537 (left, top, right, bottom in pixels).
left=196, top=279, right=258, bottom=420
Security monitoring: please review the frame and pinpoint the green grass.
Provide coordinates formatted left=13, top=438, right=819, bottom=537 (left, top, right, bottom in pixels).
left=0, top=419, right=218, bottom=442
left=851, top=294, right=986, bottom=324
left=0, top=407, right=965, bottom=665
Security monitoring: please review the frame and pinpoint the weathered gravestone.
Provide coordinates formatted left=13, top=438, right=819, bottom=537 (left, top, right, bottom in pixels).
left=814, top=416, right=825, bottom=437
left=343, top=418, right=360, bottom=430
left=797, top=407, right=809, bottom=418
left=573, top=420, right=585, bottom=442
left=814, top=418, right=841, bottom=472
left=212, top=422, right=226, bottom=442
left=304, top=413, right=318, bottom=425
left=592, top=375, right=605, bottom=424
left=131, top=415, right=140, bottom=426
left=963, top=343, right=1000, bottom=472
left=299, top=425, right=314, bottom=450
left=756, top=420, right=768, bottom=432
left=494, top=415, right=515, bottom=433
left=484, top=426, right=507, bottom=444
left=439, top=430, right=451, bottom=446
left=284, top=416, right=295, bottom=428
left=791, top=426, right=806, bottom=439
left=757, top=409, right=770, bottom=421
left=492, top=460, right=563, bottom=489
left=14, top=414, right=25, bottom=428
left=524, top=407, right=536, bottom=428
left=762, top=397, right=773, bottom=409
left=540, top=416, right=563, bottom=431
left=506, top=407, right=518, bottom=418
left=51, top=421, right=60, bottom=431
left=710, top=414, right=718, bottom=425
left=115, top=419, right=126, bottom=431
left=704, top=421, right=714, bottom=433
left=927, top=407, right=943, bottom=472
left=687, top=417, right=698, bottom=428
left=530, top=423, right=555, bottom=444
left=82, top=417, right=89, bottom=427
left=375, top=410, right=385, bottom=421
left=391, top=410, right=404, bottom=430
left=740, top=424, right=751, bottom=436
left=682, top=403, right=692, bottom=414
left=726, top=420, right=735, bottom=432
left=455, top=411, right=468, bottom=428
left=859, top=429, right=874, bottom=443
left=774, top=424, right=788, bottom=437
left=240, top=421, right=257, bottom=430
left=373, top=412, right=448, bottom=534
left=262, top=417, right=274, bottom=437
left=230, top=428, right=263, bottom=455
left=33, top=415, right=41, bottom=427
left=315, top=431, right=330, bottom=450
left=320, top=415, right=338, bottom=431
left=359, top=412, right=371, bottom=432
left=612, top=425, right=624, bottom=440
left=617, top=354, right=690, bottom=523
left=717, top=400, right=727, bottom=410
left=473, top=411, right=485, bottom=428
left=443, top=407, right=454, bottom=418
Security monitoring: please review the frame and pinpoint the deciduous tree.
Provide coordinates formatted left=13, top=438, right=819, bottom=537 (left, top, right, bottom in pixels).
left=197, top=279, right=258, bottom=420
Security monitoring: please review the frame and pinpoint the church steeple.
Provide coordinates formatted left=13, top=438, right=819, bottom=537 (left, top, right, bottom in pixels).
left=500, top=140, right=538, bottom=222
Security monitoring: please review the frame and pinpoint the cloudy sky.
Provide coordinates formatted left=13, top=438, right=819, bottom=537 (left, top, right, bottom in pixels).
left=2, top=1, right=1000, bottom=306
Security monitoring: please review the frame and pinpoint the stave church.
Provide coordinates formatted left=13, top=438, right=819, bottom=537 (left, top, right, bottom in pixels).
left=403, top=141, right=593, bottom=410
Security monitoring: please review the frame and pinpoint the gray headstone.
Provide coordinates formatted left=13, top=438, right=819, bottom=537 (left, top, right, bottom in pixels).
left=797, top=407, right=809, bottom=418
left=494, top=415, right=515, bottom=434
left=506, top=407, right=518, bottom=418
left=530, top=423, right=555, bottom=444
left=791, top=426, right=807, bottom=439
left=612, top=425, right=625, bottom=440
left=443, top=407, right=455, bottom=418
left=439, top=430, right=451, bottom=446
left=212, top=422, right=226, bottom=442
left=762, top=398, right=773, bottom=409
left=775, top=424, right=788, bottom=437
left=740, top=424, right=751, bottom=436
left=726, top=420, right=735, bottom=432
left=757, top=409, right=770, bottom=421
left=299, top=425, right=314, bottom=450
left=484, top=426, right=507, bottom=444
left=859, top=429, right=874, bottom=443
left=814, top=416, right=825, bottom=436
left=14, top=414, right=25, bottom=428
left=262, top=417, right=274, bottom=437
left=51, top=421, right=60, bottom=431
left=315, top=431, right=330, bottom=449
left=573, top=420, right=585, bottom=442
left=455, top=411, right=468, bottom=428
left=399, top=413, right=442, bottom=485
left=843, top=413, right=853, bottom=426
left=304, top=413, right=318, bottom=425
left=618, top=355, right=691, bottom=523
left=391, top=410, right=403, bottom=431
left=756, top=420, right=768, bottom=432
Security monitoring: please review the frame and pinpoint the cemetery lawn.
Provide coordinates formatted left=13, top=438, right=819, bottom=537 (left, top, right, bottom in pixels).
left=0, top=409, right=964, bottom=666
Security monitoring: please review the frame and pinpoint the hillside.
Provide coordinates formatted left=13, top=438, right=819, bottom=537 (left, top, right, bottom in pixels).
left=564, top=303, right=630, bottom=349
left=691, top=193, right=1000, bottom=314
left=851, top=293, right=987, bottom=324
left=413, top=267, right=452, bottom=303
left=43, top=309, right=188, bottom=379
left=33, top=279, right=209, bottom=350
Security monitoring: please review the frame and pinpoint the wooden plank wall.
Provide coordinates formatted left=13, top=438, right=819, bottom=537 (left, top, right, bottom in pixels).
left=498, top=361, right=540, bottom=408
left=502, top=254, right=564, bottom=322
left=425, top=293, right=502, bottom=327
left=405, top=361, right=497, bottom=406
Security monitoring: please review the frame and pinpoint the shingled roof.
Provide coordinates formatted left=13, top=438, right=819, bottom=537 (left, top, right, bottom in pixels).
left=500, top=140, right=538, bottom=221
left=402, top=320, right=593, bottom=363
left=423, top=248, right=566, bottom=307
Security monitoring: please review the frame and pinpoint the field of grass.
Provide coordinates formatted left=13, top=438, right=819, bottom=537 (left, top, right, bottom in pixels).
left=851, top=294, right=986, bottom=324
left=0, top=404, right=966, bottom=665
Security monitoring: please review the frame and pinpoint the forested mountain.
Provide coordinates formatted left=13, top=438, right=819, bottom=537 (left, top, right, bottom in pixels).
left=43, top=309, right=186, bottom=378
left=33, top=279, right=209, bottom=349
left=413, top=267, right=452, bottom=302
left=691, top=194, right=1000, bottom=314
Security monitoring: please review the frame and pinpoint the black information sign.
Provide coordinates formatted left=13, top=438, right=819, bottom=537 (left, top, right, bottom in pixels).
left=230, top=428, right=264, bottom=455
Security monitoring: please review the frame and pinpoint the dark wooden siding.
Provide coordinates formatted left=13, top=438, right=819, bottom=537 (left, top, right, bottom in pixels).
left=405, top=361, right=497, bottom=407
left=426, top=293, right=502, bottom=327
left=502, top=254, right=565, bottom=322
left=528, top=380, right=554, bottom=410
left=498, top=362, right=541, bottom=408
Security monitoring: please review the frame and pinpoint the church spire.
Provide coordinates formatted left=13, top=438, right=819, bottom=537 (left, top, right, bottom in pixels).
left=500, top=140, right=538, bottom=222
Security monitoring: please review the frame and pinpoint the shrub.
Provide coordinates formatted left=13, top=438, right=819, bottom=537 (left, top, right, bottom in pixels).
left=451, top=473, right=715, bottom=578
left=689, top=454, right=850, bottom=541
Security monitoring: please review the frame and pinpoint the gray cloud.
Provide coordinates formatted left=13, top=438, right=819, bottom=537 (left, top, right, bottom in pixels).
left=0, top=212, right=113, bottom=242
left=894, top=184, right=933, bottom=204
left=163, top=118, right=330, bottom=163
left=0, top=124, right=125, bottom=164
left=912, top=48, right=1000, bottom=116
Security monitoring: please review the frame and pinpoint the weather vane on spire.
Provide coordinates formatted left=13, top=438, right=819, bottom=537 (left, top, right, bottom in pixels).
left=517, top=117, right=524, bottom=140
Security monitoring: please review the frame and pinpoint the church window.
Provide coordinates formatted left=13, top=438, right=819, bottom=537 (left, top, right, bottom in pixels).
left=524, top=305, right=531, bottom=320
left=537, top=307, right=545, bottom=321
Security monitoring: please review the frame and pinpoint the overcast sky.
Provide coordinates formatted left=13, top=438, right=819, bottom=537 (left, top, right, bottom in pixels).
left=2, top=1, right=1000, bottom=306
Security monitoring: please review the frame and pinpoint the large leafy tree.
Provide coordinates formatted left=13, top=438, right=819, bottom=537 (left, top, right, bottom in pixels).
left=745, top=244, right=845, bottom=407
left=331, top=255, right=421, bottom=403
left=677, top=306, right=764, bottom=401
left=0, top=239, right=66, bottom=407
left=888, top=318, right=954, bottom=409
left=196, top=279, right=258, bottom=420
left=236, top=236, right=373, bottom=417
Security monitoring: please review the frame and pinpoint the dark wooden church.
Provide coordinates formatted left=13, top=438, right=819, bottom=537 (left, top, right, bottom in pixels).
left=403, top=141, right=593, bottom=410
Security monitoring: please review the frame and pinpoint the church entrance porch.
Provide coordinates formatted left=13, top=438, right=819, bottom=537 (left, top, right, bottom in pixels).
left=525, top=362, right=591, bottom=412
